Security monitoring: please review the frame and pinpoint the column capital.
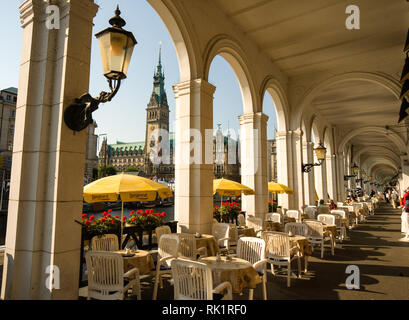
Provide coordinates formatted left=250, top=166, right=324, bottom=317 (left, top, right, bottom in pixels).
left=238, top=112, right=269, bottom=125
left=173, top=79, right=216, bottom=98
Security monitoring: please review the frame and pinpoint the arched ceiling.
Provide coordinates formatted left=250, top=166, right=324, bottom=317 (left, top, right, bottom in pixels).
left=213, top=0, right=408, bottom=183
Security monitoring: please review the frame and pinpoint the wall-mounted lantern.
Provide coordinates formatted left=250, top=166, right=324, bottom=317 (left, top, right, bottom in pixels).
left=64, top=6, right=137, bottom=131
left=302, top=142, right=326, bottom=173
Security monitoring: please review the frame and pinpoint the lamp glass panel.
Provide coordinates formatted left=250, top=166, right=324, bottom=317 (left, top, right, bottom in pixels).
left=315, top=147, right=326, bottom=161
left=352, top=166, right=359, bottom=175
left=97, top=30, right=136, bottom=79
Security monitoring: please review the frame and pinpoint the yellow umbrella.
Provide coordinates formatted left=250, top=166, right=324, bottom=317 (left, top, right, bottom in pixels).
left=268, top=182, right=294, bottom=195
left=84, top=173, right=173, bottom=203
left=83, top=173, right=173, bottom=246
left=213, top=178, right=255, bottom=197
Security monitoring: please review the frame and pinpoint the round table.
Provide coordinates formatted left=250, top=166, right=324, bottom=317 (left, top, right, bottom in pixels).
left=114, top=250, right=154, bottom=276
left=237, top=227, right=256, bottom=237
left=265, top=221, right=283, bottom=232
left=199, top=256, right=261, bottom=294
left=195, top=234, right=219, bottom=256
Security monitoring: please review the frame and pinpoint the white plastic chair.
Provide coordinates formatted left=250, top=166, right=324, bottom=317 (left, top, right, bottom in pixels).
left=212, top=223, right=230, bottom=253
left=317, top=214, right=335, bottom=226
left=237, top=213, right=246, bottom=227
left=285, top=210, right=300, bottom=222
left=262, top=231, right=301, bottom=288
left=85, top=251, right=141, bottom=300
left=171, top=258, right=232, bottom=300
left=265, top=213, right=274, bottom=222
left=236, top=237, right=268, bottom=299
left=304, top=220, right=334, bottom=258
left=177, top=233, right=208, bottom=260
left=337, top=202, right=344, bottom=207
left=284, top=222, right=308, bottom=236
left=155, top=225, right=171, bottom=244
left=91, top=234, right=119, bottom=252
left=247, top=216, right=264, bottom=237
left=330, top=210, right=347, bottom=242
left=270, top=213, right=281, bottom=223
left=153, top=234, right=180, bottom=300
left=304, top=207, right=317, bottom=220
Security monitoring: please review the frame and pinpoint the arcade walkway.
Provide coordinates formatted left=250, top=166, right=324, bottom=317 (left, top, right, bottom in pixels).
left=2, top=204, right=407, bottom=300
left=144, top=203, right=409, bottom=300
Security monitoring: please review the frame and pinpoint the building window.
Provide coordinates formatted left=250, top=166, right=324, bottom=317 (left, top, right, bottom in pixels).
left=11, top=110, right=15, bottom=118
left=6, top=95, right=10, bottom=101
left=9, top=124, right=14, bottom=135
left=13, top=97, right=17, bottom=103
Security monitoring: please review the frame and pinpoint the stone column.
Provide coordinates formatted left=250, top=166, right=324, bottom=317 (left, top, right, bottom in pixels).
left=326, top=154, right=336, bottom=201
left=239, top=113, right=269, bottom=220
left=1, top=0, right=98, bottom=300
left=337, top=152, right=346, bottom=201
left=291, top=130, right=304, bottom=210
left=303, top=141, right=315, bottom=205
left=173, top=79, right=215, bottom=234
left=275, top=131, right=290, bottom=209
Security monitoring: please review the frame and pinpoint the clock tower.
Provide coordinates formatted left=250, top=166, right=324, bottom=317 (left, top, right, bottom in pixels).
left=144, top=46, right=170, bottom=176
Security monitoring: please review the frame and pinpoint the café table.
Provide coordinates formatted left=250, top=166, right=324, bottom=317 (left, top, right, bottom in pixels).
left=195, top=234, right=219, bottom=256
left=237, top=227, right=256, bottom=237
left=264, top=221, right=283, bottom=232
left=114, top=249, right=155, bottom=277
left=199, top=256, right=262, bottom=294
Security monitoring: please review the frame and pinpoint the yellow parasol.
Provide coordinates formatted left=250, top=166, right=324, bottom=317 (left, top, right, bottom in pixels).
left=268, top=182, right=294, bottom=195
left=213, top=178, right=255, bottom=197
left=83, top=173, right=173, bottom=246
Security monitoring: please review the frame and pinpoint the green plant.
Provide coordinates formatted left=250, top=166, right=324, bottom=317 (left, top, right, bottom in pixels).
left=98, top=165, right=117, bottom=178
left=125, top=166, right=139, bottom=172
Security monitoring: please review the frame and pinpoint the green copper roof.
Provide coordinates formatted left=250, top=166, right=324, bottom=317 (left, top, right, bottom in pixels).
left=2, top=87, right=17, bottom=94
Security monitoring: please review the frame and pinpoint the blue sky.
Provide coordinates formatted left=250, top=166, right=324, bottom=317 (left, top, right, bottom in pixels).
left=0, top=0, right=278, bottom=147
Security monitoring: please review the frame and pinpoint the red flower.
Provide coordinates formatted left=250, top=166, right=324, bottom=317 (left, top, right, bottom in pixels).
left=84, top=221, right=90, bottom=226
left=89, top=216, right=95, bottom=221
left=149, top=209, right=154, bottom=214
left=110, top=220, right=115, bottom=224
left=82, top=214, right=88, bottom=219
left=137, top=210, right=143, bottom=215
left=122, top=217, right=126, bottom=221
left=106, top=214, right=111, bottom=218
left=130, top=210, right=135, bottom=215
left=101, top=218, right=106, bottom=223
left=108, top=209, right=113, bottom=213
left=102, top=211, right=107, bottom=217
left=114, top=215, right=120, bottom=219
left=132, top=217, right=136, bottom=222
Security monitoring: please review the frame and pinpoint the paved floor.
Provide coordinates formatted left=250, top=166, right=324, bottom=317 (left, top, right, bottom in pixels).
left=1, top=203, right=409, bottom=299
left=141, top=203, right=409, bottom=300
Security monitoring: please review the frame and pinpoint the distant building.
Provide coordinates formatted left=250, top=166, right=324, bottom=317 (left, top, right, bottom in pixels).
left=267, top=139, right=278, bottom=183
left=0, top=87, right=17, bottom=179
left=98, top=49, right=241, bottom=182
left=0, top=87, right=98, bottom=182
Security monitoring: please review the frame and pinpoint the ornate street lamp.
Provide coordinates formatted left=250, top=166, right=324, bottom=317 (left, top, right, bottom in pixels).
left=64, top=6, right=137, bottom=131
left=302, top=142, right=327, bottom=173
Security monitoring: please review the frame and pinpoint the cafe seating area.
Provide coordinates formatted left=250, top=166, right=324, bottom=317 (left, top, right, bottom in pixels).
left=79, top=197, right=383, bottom=300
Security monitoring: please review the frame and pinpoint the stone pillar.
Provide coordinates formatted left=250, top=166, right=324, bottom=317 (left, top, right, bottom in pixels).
left=337, top=152, right=346, bottom=201
left=291, top=131, right=304, bottom=210
left=326, top=154, right=336, bottom=201
left=173, top=79, right=215, bottom=234
left=1, top=0, right=98, bottom=300
left=239, top=113, right=269, bottom=220
left=303, top=141, right=315, bottom=205
left=275, top=131, right=290, bottom=209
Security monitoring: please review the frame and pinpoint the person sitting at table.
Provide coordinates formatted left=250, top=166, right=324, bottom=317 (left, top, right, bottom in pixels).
left=329, top=199, right=337, bottom=210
